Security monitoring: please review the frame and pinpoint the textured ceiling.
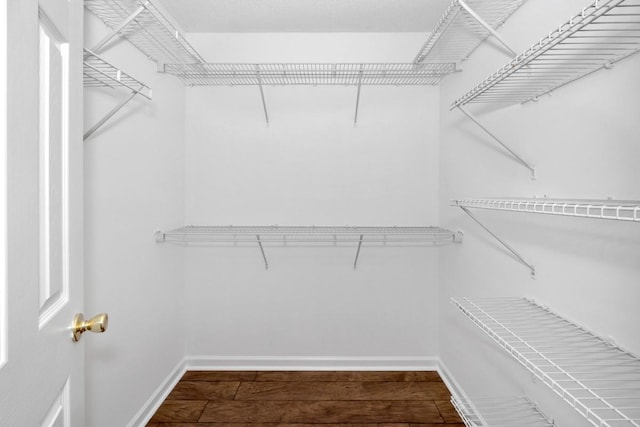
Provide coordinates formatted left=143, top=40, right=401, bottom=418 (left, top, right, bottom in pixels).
left=155, top=0, right=452, bottom=33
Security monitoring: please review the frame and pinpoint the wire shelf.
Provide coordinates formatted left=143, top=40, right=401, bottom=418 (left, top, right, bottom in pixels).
left=452, top=396, right=555, bottom=426
left=84, top=0, right=205, bottom=64
left=452, top=198, right=640, bottom=222
left=162, top=63, right=457, bottom=86
left=83, top=49, right=152, bottom=99
left=414, top=0, right=528, bottom=64
left=453, top=297, right=640, bottom=427
left=452, top=0, right=640, bottom=106
left=156, top=225, right=462, bottom=246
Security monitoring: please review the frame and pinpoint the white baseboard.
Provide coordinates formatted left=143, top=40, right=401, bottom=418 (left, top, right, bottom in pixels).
left=185, top=355, right=440, bottom=371
left=436, top=358, right=467, bottom=403
left=127, top=358, right=187, bottom=427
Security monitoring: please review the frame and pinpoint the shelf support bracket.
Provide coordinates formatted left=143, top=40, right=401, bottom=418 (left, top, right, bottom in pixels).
left=255, top=65, right=269, bottom=124
left=459, top=206, right=536, bottom=278
left=354, top=68, right=363, bottom=125
left=89, top=1, right=150, bottom=55
left=353, top=234, right=364, bottom=269
left=458, top=105, right=536, bottom=179
left=257, top=235, right=269, bottom=270
left=457, top=0, right=518, bottom=58
left=84, top=86, right=143, bottom=141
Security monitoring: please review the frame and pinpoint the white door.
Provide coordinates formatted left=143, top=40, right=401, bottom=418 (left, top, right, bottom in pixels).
left=0, top=0, right=86, bottom=425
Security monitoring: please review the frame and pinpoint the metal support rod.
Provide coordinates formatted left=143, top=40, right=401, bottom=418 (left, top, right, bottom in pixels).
left=459, top=206, right=536, bottom=278
left=458, top=105, right=536, bottom=178
left=89, top=1, right=150, bottom=55
left=257, top=235, right=268, bottom=270
left=354, top=69, right=363, bottom=124
left=457, top=0, right=518, bottom=58
left=256, top=65, right=269, bottom=124
left=84, top=88, right=140, bottom=141
left=353, top=234, right=364, bottom=269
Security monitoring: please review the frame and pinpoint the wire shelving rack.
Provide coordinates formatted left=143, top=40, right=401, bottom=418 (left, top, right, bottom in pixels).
left=162, top=63, right=457, bottom=86
left=156, top=225, right=461, bottom=245
left=451, top=396, right=555, bottom=426
left=84, top=0, right=205, bottom=65
left=452, top=0, right=640, bottom=107
left=414, top=0, right=528, bottom=64
left=156, top=226, right=462, bottom=270
left=452, top=297, right=640, bottom=427
left=83, top=49, right=152, bottom=140
left=452, top=198, right=640, bottom=222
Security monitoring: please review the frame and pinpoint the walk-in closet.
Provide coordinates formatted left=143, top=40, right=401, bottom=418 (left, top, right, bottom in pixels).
left=1, top=0, right=639, bottom=425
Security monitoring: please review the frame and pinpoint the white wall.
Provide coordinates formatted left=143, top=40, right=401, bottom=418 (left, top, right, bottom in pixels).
left=438, top=0, right=640, bottom=425
left=182, top=33, right=443, bottom=363
left=83, top=13, right=186, bottom=427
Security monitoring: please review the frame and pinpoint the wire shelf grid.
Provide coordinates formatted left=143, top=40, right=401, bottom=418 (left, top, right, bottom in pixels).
left=451, top=395, right=555, bottom=426
left=162, top=63, right=456, bottom=86
left=451, top=198, right=640, bottom=222
left=452, top=0, right=640, bottom=106
left=157, top=225, right=461, bottom=246
left=453, top=297, right=640, bottom=427
left=414, top=0, right=528, bottom=64
left=83, top=49, right=152, bottom=99
left=84, top=0, right=205, bottom=64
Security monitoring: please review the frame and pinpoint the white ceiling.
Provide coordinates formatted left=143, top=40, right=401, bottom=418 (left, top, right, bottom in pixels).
left=156, top=0, right=452, bottom=33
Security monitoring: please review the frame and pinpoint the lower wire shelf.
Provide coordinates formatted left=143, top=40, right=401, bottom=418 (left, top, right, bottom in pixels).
left=155, top=225, right=462, bottom=270
left=452, top=396, right=555, bottom=427
left=452, top=297, right=640, bottom=427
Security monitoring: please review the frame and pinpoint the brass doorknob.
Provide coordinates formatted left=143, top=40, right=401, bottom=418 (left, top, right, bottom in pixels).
left=72, top=313, right=108, bottom=342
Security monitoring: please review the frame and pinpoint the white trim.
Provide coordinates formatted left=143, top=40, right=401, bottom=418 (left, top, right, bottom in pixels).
left=185, top=355, right=439, bottom=371
left=0, top=0, right=7, bottom=370
left=126, top=359, right=187, bottom=427
left=436, top=358, right=468, bottom=403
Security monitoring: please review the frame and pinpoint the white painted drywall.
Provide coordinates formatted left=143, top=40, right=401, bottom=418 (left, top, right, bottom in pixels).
left=83, top=13, right=186, bottom=427
left=438, top=0, right=640, bottom=425
left=183, top=33, right=442, bottom=361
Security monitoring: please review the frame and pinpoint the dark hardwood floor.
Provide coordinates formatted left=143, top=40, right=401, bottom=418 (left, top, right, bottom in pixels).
left=147, top=371, right=464, bottom=426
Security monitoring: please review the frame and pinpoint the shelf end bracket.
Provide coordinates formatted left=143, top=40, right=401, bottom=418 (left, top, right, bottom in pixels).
left=459, top=206, right=536, bottom=278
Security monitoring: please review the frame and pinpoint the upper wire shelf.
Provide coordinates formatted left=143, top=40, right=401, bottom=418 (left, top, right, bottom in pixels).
left=452, top=198, right=640, bottom=222
left=156, top=225, right=462, bottom=246
left=453, top=297, right=640, bottom=427
left=84, top=0, right=205, bottom=64
left=83, top=48, right=152, bottom=99
left=414, top=0, right=528, bottom=64
left=161, top=63, right=457, bottom=86
left=451, top=396, right=555, bottom=427
left=452, top=0, right=640, bottom=107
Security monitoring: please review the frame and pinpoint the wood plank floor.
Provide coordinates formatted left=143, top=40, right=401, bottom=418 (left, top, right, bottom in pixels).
left=146, top=371, right=464, bottom=426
